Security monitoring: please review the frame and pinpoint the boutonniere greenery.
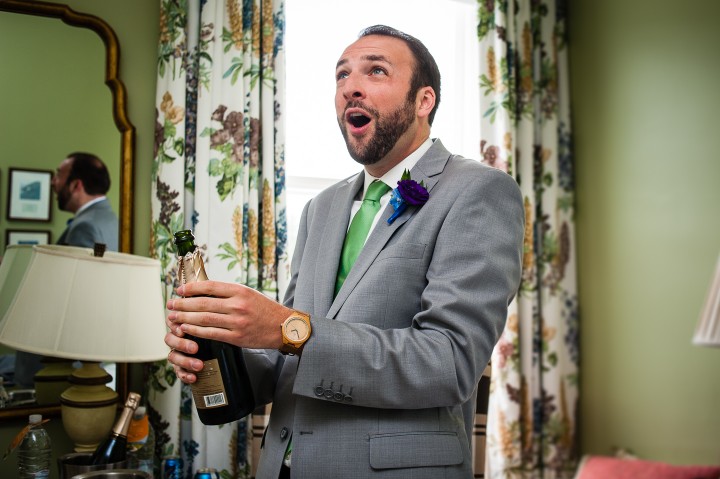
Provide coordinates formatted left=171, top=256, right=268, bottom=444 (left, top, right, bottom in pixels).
left=387, top=169, right=429, bottom=224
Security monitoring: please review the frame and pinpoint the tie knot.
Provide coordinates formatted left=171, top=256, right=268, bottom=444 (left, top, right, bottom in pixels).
left=364, top=180, right=390, bottom=202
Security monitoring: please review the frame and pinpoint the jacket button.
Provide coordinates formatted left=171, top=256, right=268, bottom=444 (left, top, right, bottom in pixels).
left=280, top=427, right=289, bottom=440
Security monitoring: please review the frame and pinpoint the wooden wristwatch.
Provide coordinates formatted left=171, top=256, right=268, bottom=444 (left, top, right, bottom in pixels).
left=280, top=310, right=312, bottom=355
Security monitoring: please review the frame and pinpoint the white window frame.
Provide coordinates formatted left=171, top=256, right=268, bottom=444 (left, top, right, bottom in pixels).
left=284, top=0, right=479, bottom=259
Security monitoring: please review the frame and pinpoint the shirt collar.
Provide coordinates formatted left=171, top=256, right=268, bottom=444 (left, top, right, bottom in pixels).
left=75, top=196, right=106, bottom=216
left=361, top=138, right=433, bottom=197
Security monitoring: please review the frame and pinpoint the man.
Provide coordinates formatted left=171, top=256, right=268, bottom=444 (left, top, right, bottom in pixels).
left=15, top=152, right=118, bottom=388
left=53, top=151, right=118, bottom=251
left=166, top=25, right=525, bottom=478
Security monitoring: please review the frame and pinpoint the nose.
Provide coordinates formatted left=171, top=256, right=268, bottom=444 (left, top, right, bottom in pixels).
left=341, top=74, right=365, bottom=101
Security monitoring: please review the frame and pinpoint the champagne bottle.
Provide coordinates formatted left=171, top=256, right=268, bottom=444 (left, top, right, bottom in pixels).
left=173, top=230, right=256, bottom=425
left=90, top=392, right=141, bottom=465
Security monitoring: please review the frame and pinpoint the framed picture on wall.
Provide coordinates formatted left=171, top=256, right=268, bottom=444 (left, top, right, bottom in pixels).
left=6, top=229, right=51, bottom=246
left=6, top=168, right=53, bottom=222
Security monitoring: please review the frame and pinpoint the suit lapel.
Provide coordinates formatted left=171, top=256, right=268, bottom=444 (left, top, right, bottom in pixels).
left=327, top=140, right=452, bottom=319
left=314, top=173, right=363, bottom=317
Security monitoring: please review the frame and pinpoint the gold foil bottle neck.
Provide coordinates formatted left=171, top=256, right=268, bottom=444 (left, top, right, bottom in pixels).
left=112, top=391, right=141, bottom=437
left=178, top=249, right=209, bottom=286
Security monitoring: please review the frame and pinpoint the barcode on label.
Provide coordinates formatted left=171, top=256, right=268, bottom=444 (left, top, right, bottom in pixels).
left=203, top=392, right=227, bottom=407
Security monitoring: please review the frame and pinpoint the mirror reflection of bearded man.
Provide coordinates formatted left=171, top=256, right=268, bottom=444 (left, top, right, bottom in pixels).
left=53, top=152, right=118, bottom=250
left=14, top=152, right=119, bottom=389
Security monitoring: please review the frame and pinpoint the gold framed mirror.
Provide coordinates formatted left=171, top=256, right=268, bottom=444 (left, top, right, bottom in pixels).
left=0, top=0, right=135, bottom=419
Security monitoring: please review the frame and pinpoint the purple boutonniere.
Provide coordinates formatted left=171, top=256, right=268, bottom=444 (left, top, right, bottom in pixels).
left=387, top=169, right=429, bottom=224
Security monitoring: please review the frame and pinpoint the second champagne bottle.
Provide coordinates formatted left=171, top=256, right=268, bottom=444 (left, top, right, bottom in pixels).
left=90, top=392, right=141, bottom=465
left=174, top=230, right=256, bottom=425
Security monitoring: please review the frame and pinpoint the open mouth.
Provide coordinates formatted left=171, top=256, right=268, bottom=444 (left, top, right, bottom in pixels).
left=347, top=112, right=371, bottom=128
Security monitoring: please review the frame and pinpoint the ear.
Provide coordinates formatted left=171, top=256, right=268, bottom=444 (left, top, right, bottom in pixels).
left=70, top=178, right=84, bottom=193
left=416, top=86, right=436, bottom=121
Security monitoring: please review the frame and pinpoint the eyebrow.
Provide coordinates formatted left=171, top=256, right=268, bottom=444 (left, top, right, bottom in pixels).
left=336, top=54, right=392, bottom=70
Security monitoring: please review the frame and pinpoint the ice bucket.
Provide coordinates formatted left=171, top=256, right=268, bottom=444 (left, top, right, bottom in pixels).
left=57, top=452, right=128, bottom=479
left=72, top=470, right=151, bottom=479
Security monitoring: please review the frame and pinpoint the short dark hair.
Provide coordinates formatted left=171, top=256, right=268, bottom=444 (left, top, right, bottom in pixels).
left=66, top=152, right=111, bottom=195
left=358, top=25, right=441, bottom=125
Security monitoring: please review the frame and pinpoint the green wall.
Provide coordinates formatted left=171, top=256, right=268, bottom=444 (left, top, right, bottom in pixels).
left=0, top=0, right=157, bottom=254
left=0, top=11, right=118, bottom=247
left=67, top=0, right=159, bottom=256
left=571, top=0, right=720, bottom=465
left=40, top=0, right=159, bottom=256
left=0, top=2, right=158, bottom=478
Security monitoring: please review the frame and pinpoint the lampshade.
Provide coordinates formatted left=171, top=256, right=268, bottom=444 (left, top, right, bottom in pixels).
left=0, top=244, right=168, bottom=452
left=693, top=254, right=720, bottom=347
left=0, top=244, right=168, bottom=361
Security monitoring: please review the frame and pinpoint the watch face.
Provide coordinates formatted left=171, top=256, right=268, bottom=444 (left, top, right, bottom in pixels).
left=285, top=316, right=310, bottom=342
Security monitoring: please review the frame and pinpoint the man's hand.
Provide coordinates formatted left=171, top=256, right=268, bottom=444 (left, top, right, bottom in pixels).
left=164, top=327, right=201, bottom=384
left=164, top=280, right=292, bottom=383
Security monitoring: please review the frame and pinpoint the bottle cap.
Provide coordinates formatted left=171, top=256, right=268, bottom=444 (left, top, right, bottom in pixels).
left=29, top=414, right=42, bottom=424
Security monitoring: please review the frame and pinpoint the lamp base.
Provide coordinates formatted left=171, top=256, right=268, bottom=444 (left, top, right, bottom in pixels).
left=33, top=357, right=75, bottom=405
left=60, top=361, right=118, bottom=452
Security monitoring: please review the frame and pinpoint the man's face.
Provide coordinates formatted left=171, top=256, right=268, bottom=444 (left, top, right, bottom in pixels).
left=52, top=158, right=75, bottom=212
left=335, top=35, right=420, bottom=168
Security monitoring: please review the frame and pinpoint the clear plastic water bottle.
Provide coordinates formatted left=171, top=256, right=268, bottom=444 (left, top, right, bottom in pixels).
left=17, top=414, right=52, bottom=479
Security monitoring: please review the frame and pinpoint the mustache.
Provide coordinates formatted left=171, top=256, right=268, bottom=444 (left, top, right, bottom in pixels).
left=343, top=100, right=379, bottom=118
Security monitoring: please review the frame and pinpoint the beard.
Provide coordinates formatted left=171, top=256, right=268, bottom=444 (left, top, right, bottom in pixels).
left=338, top=96, right=416, bottom=166
left=56, top=183, right=71, bottom=211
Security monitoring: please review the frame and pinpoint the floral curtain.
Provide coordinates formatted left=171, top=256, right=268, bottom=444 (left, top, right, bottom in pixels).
left=147, top=0, right=287, bottom=477
left=477, top=0, right=579, bottom=478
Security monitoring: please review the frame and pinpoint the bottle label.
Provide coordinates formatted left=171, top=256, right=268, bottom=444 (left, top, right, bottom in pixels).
left=127, top=415, right=149, bottom=444
left=191, top=358, right=228, bottom=409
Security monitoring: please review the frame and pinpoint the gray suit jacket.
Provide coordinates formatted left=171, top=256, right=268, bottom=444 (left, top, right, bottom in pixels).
left=248, top=140, right=525, bottom=478
left=57, top=198, right=118, bottom=251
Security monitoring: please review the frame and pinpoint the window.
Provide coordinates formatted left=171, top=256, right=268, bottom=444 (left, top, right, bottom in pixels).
left=284, top=0, right=479, bottom=256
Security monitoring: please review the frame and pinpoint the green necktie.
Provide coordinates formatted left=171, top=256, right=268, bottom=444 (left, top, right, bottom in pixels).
left=335, top=180, right=391, bottom=294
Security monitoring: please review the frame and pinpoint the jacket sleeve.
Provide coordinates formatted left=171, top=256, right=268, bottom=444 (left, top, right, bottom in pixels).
left=242, top=198, right=312, bottom=406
